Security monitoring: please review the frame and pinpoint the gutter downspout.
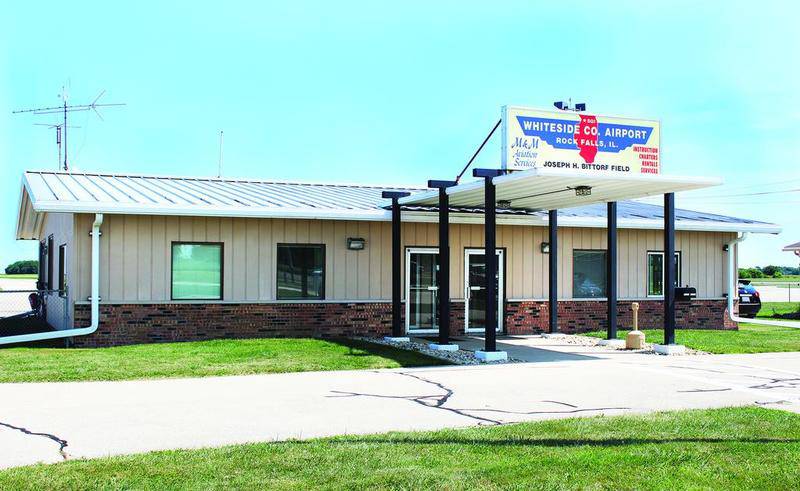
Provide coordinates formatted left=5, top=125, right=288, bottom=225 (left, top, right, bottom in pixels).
left=0, top=214, right=104, bottom=346
left=727, top=232, right=800, bottom=328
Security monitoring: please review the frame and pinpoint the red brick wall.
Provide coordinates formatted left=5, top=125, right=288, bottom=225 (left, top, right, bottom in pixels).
left=505, top=299, right=736, bottom=334
left=72, top=302, right=394, bottom=347
left=72, top=298, right=735, bottom=347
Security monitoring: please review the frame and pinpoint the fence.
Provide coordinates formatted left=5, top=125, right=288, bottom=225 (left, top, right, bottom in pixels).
left=739, top=279, right=800, bottom=321
left=0, top=290, right=68, bottom=337
left=747, top=281, right=800, bottom=303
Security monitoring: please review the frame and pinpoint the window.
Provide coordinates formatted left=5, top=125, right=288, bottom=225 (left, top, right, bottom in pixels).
left=573, top=250, right=606, bottom=298
left=647, top=251, right=681, bottom=297
left=277, top=244, right=325, bottom=300
left=171, top=243, right=223, bottom=300
left=47, top=235, right=54, bottom=291
left=38, top=240, right=46, bottom=290
left=58, top=244, right=67, bottom=297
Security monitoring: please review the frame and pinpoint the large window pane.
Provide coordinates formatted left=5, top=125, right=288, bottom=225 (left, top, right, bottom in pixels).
left=172, top=243, right=223, bottom=300
left=647, top=251, right=681, bottom=297
left=277, top=245, right=325, bottom=299
left=408, top=251, right=439, bottom=330
left=648, top=252, right=664, bottom=296
left=573, top=250, right=606, bottom=298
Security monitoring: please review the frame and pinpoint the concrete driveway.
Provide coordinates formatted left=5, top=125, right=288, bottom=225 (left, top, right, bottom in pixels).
left=2, top=336, right=800, bottom=469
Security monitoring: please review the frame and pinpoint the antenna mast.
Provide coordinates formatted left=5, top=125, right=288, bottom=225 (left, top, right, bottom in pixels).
left=34, top=121, right=80, bottom=169
left=13, top=87, right=126, bottom=171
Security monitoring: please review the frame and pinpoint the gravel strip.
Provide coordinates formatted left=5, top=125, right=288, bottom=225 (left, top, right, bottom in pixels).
left=571, top=333, right=709, bottom=355
left=355, top=337, right=524, bottom=365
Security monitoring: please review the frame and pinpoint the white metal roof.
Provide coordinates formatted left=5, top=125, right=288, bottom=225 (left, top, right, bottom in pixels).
left=15, top=170, right=781, bottom=239
left=400, top=167, right=722, bottom=210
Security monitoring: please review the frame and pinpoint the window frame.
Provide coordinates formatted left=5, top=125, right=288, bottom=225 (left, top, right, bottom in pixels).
left=276, top=243, right=326, bottom=300
left=572, top=249, right=607, bottom=299
left=58, top=243, right=67, bottom=297
left=47, top=235, right=55, bottom=291
left=646, top=250, right=682, bottom=298
left=38, top=240, right=46, bottom=290
left=170, top=241, right=225, bottom=301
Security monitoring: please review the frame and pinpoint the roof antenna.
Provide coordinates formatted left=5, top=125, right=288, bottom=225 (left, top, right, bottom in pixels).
left=33, top=121, right=81, bottom=170
left=553, top=98, right=587, bottom=112
left=12, top=86, right=126, bottom=171
left=218, top=130, right=224, bottom=178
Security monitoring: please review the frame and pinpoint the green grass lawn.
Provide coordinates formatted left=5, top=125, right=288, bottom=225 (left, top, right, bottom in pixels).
left=0, top=273, right=38, bottom=279
left=759, top=302, right=800, bottom=318
left=1, top=407, right=798, bottom=489
left=0, top=338, right=448, bottom=383
left=583, top=322, right=800, bottom=354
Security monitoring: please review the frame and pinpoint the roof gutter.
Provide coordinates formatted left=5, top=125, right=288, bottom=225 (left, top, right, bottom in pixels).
left=726, top=233, right=800, bottom=329
left=0, top=214, right=104, bottom=346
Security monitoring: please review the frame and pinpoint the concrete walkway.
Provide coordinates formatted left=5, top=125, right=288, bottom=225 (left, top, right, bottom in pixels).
left=2, top=336, right=800, bottom=469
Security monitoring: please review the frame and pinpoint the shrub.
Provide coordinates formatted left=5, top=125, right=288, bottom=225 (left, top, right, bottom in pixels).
left=4, top=260, right=38, bottom=275
left=738, top=267, right=764, bottom=279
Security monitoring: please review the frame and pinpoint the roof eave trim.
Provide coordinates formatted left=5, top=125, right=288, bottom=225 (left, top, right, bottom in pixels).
left=30, top=201, right=392, bottom=221
left=28, top=202, right=780, bottom=233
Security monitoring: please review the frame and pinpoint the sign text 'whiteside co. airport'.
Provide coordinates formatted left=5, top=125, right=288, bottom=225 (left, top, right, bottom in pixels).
left=501, top=106, right=660, bottom=174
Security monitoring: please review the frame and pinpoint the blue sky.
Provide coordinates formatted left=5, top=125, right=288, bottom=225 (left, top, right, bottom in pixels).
left=2, top=1, right=798, bottom=267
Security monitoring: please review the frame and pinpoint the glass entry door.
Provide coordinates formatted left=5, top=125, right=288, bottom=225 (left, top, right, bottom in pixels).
left=464, top=248, right=504, bottom=333
left=405, top=248, right=439, bottom=333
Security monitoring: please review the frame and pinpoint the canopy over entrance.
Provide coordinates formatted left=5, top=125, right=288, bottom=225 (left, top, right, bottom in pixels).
left=385, top=166, right=724, bottom=359
left=398, top=167, right=721, bottom=210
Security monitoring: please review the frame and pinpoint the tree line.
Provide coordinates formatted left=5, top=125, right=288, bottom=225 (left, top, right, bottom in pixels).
left=739, top=265, right=800, bottom=279
left=4, top=260, right=38, bottom=275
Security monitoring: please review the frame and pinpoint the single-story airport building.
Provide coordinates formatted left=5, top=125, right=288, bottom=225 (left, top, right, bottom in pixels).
left=5, top=106, right=782, bottom=350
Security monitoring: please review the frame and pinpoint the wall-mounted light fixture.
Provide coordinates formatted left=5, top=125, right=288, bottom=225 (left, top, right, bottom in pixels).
left=574, top=185, right=592, bottom=197
left=347, top=237, right=366, bottom=250
left=540, top=242, right=550, bottom=254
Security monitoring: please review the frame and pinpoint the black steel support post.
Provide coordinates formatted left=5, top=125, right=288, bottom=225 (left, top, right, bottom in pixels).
left=484, top=177, right=497, bottom=352
left=428, top=180, right=457, bottom=345
left=382, top=191, right=410, bottom=337
left=607, top=202, right=618, bottom=340
left=473, top=169, right=504, bottom=352
left=664, top=193, right=676, bottom=345
left=548, top=209, right=558, bottom=333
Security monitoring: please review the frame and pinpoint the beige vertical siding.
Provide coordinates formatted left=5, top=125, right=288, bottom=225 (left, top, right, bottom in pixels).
left=38, top=213, right=74, bottom=330
left=72, top=213, right=735, bottom=303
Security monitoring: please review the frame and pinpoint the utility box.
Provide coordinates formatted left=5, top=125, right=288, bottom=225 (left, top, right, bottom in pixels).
left=675, top=287, right=697, bottom=302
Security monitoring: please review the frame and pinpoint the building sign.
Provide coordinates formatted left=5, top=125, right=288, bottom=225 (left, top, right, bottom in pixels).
left=501, top=105, right=660, bottom=174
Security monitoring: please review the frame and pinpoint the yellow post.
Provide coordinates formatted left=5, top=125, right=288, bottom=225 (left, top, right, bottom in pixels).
left=626, top=302, right=646, bottom=349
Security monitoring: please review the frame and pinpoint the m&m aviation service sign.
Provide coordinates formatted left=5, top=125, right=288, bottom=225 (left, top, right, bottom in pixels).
left=500, top=105, right=660, bottom=174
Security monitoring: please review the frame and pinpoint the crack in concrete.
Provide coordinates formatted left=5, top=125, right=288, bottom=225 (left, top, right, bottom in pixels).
left=0, top=420, right=69, bottom=460
left=541, top=400, right=578, bottom=408
left=754, top=400, right=793, bottom=407
left=460, top=405, right=631, bottom=417
left=667, top=365, right=728, bottom=374
left=330, top=372, right=502, bottom=425
left=330, top=372, right=630, bottom=426
left=748, top=377, right=800, bottom=391
left=677, top=388, right=733, bottom=393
